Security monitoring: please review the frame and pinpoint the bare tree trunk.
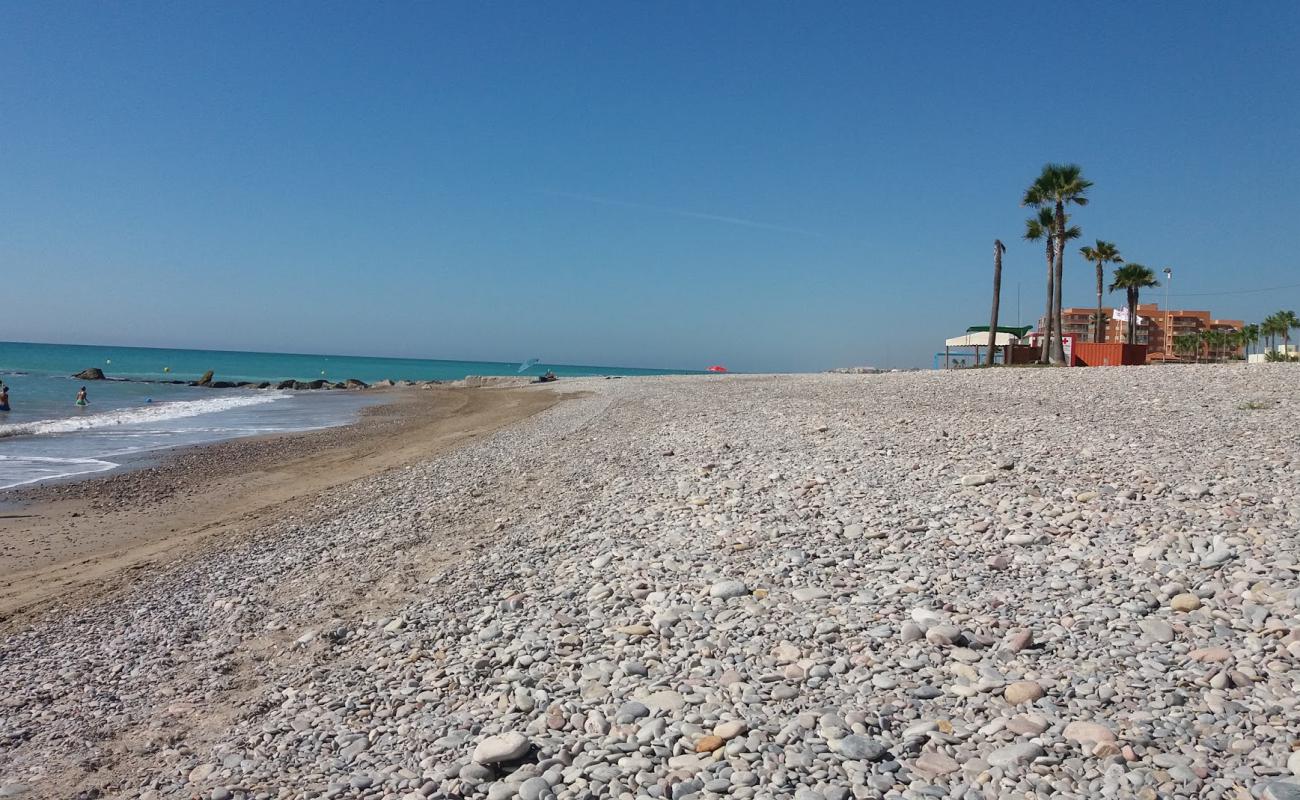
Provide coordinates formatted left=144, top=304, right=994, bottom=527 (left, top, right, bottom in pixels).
left=1049, top=202, right=1067, bottom=365
left=987, top=240, right=1004, bottom=366
left=1040, top=239, right=1054, bottom=363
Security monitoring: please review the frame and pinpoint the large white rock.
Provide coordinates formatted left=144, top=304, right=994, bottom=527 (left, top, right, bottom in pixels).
left=472, top=732, right=530, bottom=764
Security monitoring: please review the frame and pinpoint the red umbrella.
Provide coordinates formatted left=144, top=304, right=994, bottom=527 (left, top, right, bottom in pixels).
left=707, top=365, right=728, bottom=373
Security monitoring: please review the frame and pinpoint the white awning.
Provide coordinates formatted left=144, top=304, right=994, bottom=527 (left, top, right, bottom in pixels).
left=944, top=332, right=1020, bottom=347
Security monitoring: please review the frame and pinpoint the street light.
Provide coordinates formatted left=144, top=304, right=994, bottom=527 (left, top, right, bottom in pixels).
left=1163, top=267, right=1173, bottom=355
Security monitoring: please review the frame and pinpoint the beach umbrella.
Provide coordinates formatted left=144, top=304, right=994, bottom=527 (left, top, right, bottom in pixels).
left=707, top=365, right=728, bottom=373
left=518, top=358, right=540, bottom=373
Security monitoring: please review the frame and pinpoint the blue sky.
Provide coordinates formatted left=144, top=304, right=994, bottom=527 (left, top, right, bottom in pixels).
left=2, top=2, right=1298, bottom=371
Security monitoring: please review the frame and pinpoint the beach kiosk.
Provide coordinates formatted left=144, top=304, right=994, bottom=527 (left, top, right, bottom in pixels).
left=935, top=326, right=1030, bottom=369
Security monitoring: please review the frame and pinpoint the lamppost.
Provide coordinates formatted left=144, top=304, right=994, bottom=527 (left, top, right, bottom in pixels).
left=1163, top=267, right=1173, bottom=356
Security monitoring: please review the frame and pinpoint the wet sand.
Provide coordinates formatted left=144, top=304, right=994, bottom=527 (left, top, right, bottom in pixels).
left=0, top=385, right=561, bottom=627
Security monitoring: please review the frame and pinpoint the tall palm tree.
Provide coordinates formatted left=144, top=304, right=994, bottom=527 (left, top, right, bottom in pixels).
left=1024, top=208, right=1080, bottom=362
left=1174, top=333, right=1199, bottom=362
left=1261, top=313, right=1279, bottom=351
left=987, top=239, right=1007, bottom=366
left=1278, top=310, right=1299, bottom=351
left=1079, top=240, right=1122, bottom=343
left=1109, top=263, right=1159, bottom=345
left=1242, top=323, right=1261, bottom=357
left=1024, top=164, right=1093, bottom=365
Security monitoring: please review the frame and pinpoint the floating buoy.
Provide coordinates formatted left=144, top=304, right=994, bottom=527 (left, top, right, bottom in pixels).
left=163, top=366, right=171, bottom=373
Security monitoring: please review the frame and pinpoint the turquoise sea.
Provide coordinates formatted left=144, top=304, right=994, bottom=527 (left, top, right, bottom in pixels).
left=0, top=341, right=692, bottom=489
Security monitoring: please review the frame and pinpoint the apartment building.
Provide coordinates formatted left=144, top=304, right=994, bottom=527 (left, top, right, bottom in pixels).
left=1038, top=304, right=1244, bottom=362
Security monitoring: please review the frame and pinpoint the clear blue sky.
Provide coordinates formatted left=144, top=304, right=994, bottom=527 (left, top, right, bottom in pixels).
left=2, top=2, right=1297, bottom=371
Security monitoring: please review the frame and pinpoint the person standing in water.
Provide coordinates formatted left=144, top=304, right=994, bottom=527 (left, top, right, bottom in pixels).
left=0, top=384, right=9, bottom=412
left=76, top=386, right=88, bottom=406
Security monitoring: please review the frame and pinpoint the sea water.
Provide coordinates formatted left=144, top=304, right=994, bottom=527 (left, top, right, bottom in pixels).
left=0, top=341, right=690, bottom=489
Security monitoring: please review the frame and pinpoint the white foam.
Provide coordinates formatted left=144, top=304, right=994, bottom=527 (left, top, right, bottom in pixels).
left=0, top=392, right=289, bottom=440
left=0, top=455, right=119, bottom=489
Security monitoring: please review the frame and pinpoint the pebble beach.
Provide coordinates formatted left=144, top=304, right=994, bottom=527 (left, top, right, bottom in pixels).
left=2, top=366, right=1299, bottom=800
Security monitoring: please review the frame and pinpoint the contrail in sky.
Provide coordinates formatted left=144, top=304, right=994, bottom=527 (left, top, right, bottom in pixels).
left=539, top=189, right=823, bottom=238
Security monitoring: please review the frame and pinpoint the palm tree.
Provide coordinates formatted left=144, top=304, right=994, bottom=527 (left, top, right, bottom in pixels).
left=1204, top=330, right=1225, bottom=362
left=1174, top=333, right=1199, bottom=362
left=1024, top=208, right=1080, bottom=362
left=1278, top=310, right=1299, bottom=351
left=987, top=239, right=1007, bottom=366
left=1024, top=164, right=1093, bottom=365
left=1242, top=323, right=1261, bottom=357
left=1079, top=240, right=1122, bottom=343
left=1109, top=263, right=1159, bottom=345
left=1224, top=330, right=1240, bottom=361
left=1261, top=313, right=1280, bottom=351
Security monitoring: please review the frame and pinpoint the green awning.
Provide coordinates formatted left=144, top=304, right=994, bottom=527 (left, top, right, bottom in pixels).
left=965, top=325, right=1033, bottom=337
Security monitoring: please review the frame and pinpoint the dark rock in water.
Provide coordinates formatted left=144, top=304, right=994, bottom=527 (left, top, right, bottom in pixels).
left=277, top=380, right=297, bottom=390
left=72, top=368, right=106, bottom=380
left=209, top=381, right=237, bottom=388
left=331, top=381, right=347, bottom=390
left=344, top=378, right=369, bottom=389
left=196, top=370, right=215, bottom=386
left=256, top=382, right=271, bottom=389
left=292, top=381, right=311, bottom=390
left=308, top=379, right=329, bottom=389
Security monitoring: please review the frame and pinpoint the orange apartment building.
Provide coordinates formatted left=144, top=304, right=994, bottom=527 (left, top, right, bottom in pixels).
left=1040, top=304, right=1244, bottom=362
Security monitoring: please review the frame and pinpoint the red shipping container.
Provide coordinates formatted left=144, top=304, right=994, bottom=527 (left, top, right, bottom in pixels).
left=1074, top=342, right=1148, bottom=366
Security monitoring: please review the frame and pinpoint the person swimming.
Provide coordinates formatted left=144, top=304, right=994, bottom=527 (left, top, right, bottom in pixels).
left=76, top=386, right=88, bottom=406
left=0, top=384, right=9, bottom=412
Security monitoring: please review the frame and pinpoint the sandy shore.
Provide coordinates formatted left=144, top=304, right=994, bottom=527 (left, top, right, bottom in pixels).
left=0, top=385, right=562, bottom=627
left=1, top=367, right=1298, bottom=800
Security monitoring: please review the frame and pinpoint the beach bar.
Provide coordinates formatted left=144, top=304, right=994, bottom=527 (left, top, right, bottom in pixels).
left=936, top=326, right=1029, bottom=369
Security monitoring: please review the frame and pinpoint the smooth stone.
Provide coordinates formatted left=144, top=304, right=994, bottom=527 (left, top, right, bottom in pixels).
left=1170, top=593, right=1202, bottom=612
left=987, top=742, right=1045, bottom=768
left=1263, top=780, right=1300, bottom=800
left=709, top=580, right=749, bottom=599
left=1006, top=714, right=1049, bottom=735
left=644, top=690, right=686, bottom=713
left=714, top=720, right=748, bottom=739
left=1063, top=721, right=1116, bottom=746
left=695, top=735, right=724, bottom=753
left=473, top=732, right=531, bottom=764
left=1004, top=680, right=1045, bottom=705
left=836, top=735, right=886, bottom=761
left=914, top=751, right=960, bottom=776
left=519, top=777, right=552, bottom=800
left=1139, top=620, right=1175, bottom=643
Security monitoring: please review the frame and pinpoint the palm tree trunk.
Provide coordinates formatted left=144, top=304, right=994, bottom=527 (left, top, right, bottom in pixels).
left=1094, top=264, right=1104, bottom=343
left=987, top=242, right=1003, bottom=366
left=1049, top=202, right=1067, bottom=365
left=1128, top=289, right=1138, bottom=345
left=1040, top=240, right=1054, bottom=363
